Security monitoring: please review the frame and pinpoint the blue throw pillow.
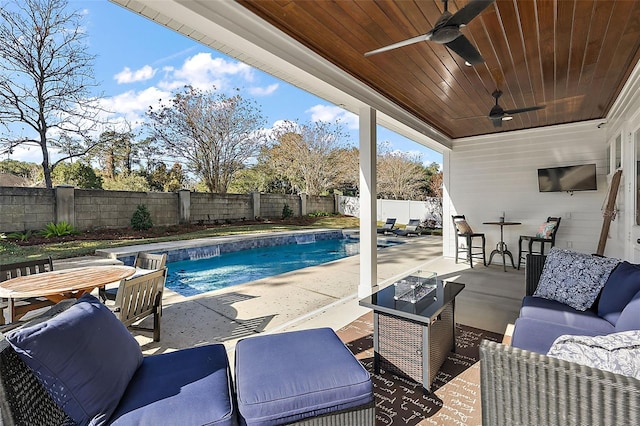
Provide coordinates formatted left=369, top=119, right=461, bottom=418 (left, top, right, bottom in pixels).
left=534, top=248, right=620, bottom=311
left=598, top=262, right=640, bottom=325
left=7, top=294, right=143, bottom=425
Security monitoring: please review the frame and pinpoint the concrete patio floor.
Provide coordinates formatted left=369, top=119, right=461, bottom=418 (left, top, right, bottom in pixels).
left=53, top=233, right=525, bottom=362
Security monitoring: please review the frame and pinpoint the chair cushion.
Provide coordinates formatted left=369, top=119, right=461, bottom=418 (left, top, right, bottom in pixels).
left=547, top=330, right=640, bottom=379
left=533, top=248, right=620, bottom=311
left=520, top=296, right=615, bottom=333
left=615, top=289, right=640, bottom=331
left=598, top=261, right=640, bottom=326
left=454, top=219, right=473, bottom=234
left=6, top=294, right=142, bottom=425
left=511, top=317, right=610, bottom=354
left=235, top=328, right=373, bottom=426
left=108, top=344, right=236, bottom=425
left=535, top=221, right=556, bottom=238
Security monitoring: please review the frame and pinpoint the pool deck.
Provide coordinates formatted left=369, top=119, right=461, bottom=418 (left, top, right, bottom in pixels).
left=52, top=231, right=523, bottom=361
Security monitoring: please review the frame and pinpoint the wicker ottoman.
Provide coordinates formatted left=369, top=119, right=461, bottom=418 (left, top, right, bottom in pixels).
left=234, top=328, right=374, bottom=426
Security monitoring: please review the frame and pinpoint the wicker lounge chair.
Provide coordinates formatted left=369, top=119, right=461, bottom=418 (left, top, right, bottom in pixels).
left=480, top=340, right=640, bottom=425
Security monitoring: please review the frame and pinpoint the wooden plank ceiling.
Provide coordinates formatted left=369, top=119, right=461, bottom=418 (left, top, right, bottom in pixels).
left=236, top=0, right=640, bottom=139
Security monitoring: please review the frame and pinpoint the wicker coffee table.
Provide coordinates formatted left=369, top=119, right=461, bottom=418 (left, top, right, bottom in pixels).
left=359, top=280, right=464, bottom=392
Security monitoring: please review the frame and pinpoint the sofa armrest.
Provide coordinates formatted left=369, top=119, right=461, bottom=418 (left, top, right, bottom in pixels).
left=525, top=254, right=546, bottom=296
left=479, top=340, right=640, bottom=425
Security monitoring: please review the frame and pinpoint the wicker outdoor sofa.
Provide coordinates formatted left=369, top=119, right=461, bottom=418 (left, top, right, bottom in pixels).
left=0, top=295, right=374, bottom=425
left=480, top=252, right=640, bottom=425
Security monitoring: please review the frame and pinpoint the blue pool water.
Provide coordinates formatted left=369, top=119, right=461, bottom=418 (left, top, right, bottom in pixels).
left=166, top=238, right=399, bottom=296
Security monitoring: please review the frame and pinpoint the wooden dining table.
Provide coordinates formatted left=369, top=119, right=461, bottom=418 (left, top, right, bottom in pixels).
left=0, top=266, right=136, bottom=321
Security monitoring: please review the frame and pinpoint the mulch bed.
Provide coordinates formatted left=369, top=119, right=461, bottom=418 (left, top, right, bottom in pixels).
left=336, top=312, right=503, bottom=426
left=6, top=216, right=326, bottom=246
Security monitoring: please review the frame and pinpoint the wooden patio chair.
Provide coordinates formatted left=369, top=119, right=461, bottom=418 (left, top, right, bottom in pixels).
left=0, top=257, right=56, bottom=324
left=112, top=267, right=167, bottom=342
left=100, top=252, right=167, bottom=302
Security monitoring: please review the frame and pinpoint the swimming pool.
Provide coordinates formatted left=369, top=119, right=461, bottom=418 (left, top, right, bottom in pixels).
left=166, top=236, right=402, bottom=296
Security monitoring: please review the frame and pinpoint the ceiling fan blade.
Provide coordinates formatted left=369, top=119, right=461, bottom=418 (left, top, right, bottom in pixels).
left=503, top=105, right=546, bottom=114
left=445, top=35, right=484, bottom=64
left=447, top=0, right=496, bottom=27
left=491, top=117, right=503, bottom=128
left=364, top=32, right=433, bottom=57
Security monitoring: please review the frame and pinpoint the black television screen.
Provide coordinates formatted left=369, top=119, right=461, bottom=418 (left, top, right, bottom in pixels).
left=538, top=164, right=597, bottom=192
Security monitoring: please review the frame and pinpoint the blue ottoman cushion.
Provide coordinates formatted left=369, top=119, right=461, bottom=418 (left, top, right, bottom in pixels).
left=520, top=296, right=615, bottom=333
left=234, top=328, right=373, bottom=426
left=108, top=344, right=237, bottom=425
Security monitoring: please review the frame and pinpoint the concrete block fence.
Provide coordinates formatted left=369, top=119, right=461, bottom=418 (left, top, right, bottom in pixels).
left=0, top=187, right=339, bottom=233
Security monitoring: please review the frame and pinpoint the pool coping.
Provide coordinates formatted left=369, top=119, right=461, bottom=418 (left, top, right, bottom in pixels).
left=95, top=228, right=359, bottom=264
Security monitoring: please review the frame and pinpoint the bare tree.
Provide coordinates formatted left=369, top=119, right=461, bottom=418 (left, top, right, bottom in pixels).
left=267, top=120, right=347, bottom=195
left=147, top=85, right=266, bottom=193
left=377, top=148, right=425, bottom=200
left=0, top=0, right=102, bottom=188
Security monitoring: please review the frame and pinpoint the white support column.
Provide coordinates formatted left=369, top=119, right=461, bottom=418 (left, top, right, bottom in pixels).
left=359, top=106, right=377, bottom=298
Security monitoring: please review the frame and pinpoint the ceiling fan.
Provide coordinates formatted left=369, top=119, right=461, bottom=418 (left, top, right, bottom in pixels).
left=488, top=90, right=545, bottom=127
left=364, top=0, right=495, bottom=65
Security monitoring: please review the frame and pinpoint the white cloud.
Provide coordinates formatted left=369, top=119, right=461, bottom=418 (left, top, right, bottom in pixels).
left=159, top=52, right=254, bottom=91
left=114, top=65, right=157, bottom=84
left=248, top=83, right=279, bottom=96
left=97, top=86, right=171, bottom=128
left=306, top=104, right=358, bottom=129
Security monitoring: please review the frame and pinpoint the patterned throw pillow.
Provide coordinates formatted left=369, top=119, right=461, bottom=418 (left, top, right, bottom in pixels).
left=547, top=331, right=640, bottom=379
left=454, top=219, right=473, bottom=234
left=535, top=221, right=556, bottom=238
left=534, top=247, right=620, bottom=311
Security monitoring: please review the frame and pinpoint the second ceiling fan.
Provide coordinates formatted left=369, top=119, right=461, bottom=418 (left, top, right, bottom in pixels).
left=488, top=90, right=546, bottom=127
left=364, top=0, right=495, bottom=65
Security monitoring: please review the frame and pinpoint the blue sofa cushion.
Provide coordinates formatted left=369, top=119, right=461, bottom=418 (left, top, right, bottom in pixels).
left=534, top=248, right=620, bottom=311
left=519, top=296, right=616, bottom=332
left=598, top=261, right=640, bottom=325
left=547, top=330, right=640, bottom=379
left=511, top=317, right=611, bottom=354
left=6, top=294, right=142, bottom=425
left=235, top=328, right=373, bottom=426
left=616, top=289, right=640, bottom=331
left=108, top=344, right=236, bottom=425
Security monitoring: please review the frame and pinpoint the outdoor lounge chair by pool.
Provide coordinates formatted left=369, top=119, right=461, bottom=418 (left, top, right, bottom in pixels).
left=377, top=218, right=397, bottom=234
left=393, top=219, right=422, bottom=237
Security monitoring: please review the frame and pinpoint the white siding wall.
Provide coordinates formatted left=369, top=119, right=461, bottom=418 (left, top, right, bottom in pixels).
left=444, top=120, right=610, bottom=262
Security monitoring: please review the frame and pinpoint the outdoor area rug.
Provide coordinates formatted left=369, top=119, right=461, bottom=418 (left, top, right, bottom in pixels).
left=336, top=312, right=503, bottom=426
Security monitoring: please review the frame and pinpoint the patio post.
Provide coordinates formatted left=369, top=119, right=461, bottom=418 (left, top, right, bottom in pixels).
left=359, top=105, right=377, bottom=298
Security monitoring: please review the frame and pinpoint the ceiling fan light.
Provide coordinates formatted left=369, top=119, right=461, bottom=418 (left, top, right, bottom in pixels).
left=464, top=61, right=472, bottom=67
left=502, top=115, right=513, bottom=121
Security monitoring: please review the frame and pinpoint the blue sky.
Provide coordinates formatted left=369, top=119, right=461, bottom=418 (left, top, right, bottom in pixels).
left=12, top=0, right=442, bottom=168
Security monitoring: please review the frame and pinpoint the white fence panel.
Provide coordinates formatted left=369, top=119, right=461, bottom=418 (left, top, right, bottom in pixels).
left=338, top=196, right=442, bottom=228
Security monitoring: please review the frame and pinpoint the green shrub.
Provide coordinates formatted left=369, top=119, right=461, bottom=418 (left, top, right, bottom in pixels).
left=308, top=211, right=331, bottom=217
left=282, top=204, right=294, bottom=219
left=7, top=230, right=33, bottom=241
left=39, top=222, right=77, bottom=238
left=131, top=204, right=153, bottom=231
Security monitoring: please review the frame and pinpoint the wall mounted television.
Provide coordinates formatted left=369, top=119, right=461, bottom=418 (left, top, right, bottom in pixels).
left=537, top=164, right=598, bottom=192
